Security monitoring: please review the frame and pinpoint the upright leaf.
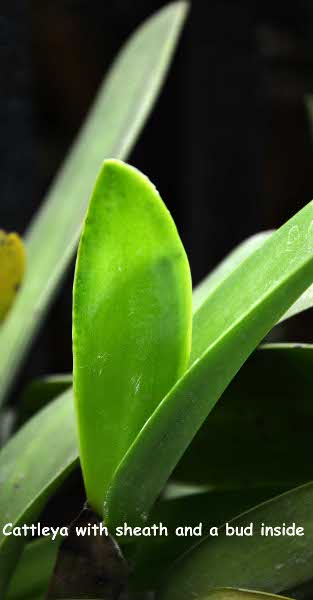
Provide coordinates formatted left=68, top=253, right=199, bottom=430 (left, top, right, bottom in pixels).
left=73, top=160, right=192, bottom=516
left=0, top=1, right=189, bottom=407
left=159, top=483, right=313, bottom=599
left=0, top=390, right=77, bottom=595
left=104, top=200, right=313, bottom=530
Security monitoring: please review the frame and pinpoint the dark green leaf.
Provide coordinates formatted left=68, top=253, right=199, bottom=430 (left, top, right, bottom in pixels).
left=173, top=343, right=313, bottom=489
left=159, top=482, right=313, bottom=599
left=132, top=488, right=284, bottom=590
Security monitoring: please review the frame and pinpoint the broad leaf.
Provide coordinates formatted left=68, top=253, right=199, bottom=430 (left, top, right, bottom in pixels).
left=173, top=343, right=313, bottom=488
left=73, top=160, right=192, bottom=516
left=0, top=390, right=77, bottom=595
left=104, top=199, right=313, bottom=530
left=132, top=488, right=285, bottom=590
left=159, top=482, right=313, bottom=599
left=0, top=1, right=188, bottom=407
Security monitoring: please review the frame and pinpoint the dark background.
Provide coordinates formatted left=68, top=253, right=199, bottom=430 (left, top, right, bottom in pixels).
left=2, top=0, right=313, bottom=393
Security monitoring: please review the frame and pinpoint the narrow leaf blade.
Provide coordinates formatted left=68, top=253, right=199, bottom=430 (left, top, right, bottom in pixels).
left=0, top=1, right=188, bottom=407
left=193, top=231, right=273, bottom=313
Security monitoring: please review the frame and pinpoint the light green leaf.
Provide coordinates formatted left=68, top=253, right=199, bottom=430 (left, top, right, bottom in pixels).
left=173, top=343, right=313, bottom=489
left=104, top=199, right=313, bottom=530
left=5, top=537, right=59, bottom=600
left=0, top=1, right=189, bottom=407
left=73, top=159, right=192, bottom=516
left=0, top=389, right=77, bottom=595
left=193, top=232, right=273, bottom=313
left=158, top=482, right=313, bottom=599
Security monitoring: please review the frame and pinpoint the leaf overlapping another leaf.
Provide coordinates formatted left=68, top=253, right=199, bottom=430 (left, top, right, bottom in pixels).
left=0, top=1, right=189, bottom=408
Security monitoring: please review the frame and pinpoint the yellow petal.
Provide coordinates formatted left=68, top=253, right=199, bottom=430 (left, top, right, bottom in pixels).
left=0, top=230, right=26, bottom=322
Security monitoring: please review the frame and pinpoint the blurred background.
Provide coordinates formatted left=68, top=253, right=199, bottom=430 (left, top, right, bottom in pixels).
left=2, top=0, right=313, bottom=395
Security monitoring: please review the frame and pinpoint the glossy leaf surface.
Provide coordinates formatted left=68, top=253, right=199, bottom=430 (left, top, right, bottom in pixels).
left=159, top=483, right=313, bottom=599
left=173, top=343, right=313, bottom=488
left=73, top=160, right=192, bottom=516
left=0, top=390, right=77, bottom=595
left=105, top=200, right=313, bottom=530
left=0, top=1, right=188, bottom=407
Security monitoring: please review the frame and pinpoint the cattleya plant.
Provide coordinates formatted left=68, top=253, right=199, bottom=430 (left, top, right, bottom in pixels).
left=2, top=3, right=313, bottom=600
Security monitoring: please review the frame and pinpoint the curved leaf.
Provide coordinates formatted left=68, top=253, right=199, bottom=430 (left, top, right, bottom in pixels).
left=193, top=232, right=273, bottom=313
left=0, top=1, right=189, bottom=407
left=0, top=390, right=77, bottom=595
left=159, top=482, right=313, bottom=599
left=132, top=488, right=284, bottom=590
left=105, top=199, right=313, bottom=530
left=73, top=159, right=192, bottom=516
left=173, top=343, right=313, bottom=488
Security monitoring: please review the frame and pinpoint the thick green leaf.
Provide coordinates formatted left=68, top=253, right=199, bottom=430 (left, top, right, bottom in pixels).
left=132, top=488, right=285, bottom=590
left=0, top=389, right=77, bottom=595
left=193, top=232, right=273, bottom=313
left=159, top=482, right=313, bottom=599
left=104, top=200, right=313, bottom=530
left=73, top=159, right=192, bottom=516
left=173, top=343, right=313, bottom=488
left=5, top=538, right=59, bottom=600
left=0, top=1, right=188, bottom=407
left=198, top=590, right=291, bottom=600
